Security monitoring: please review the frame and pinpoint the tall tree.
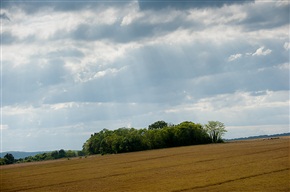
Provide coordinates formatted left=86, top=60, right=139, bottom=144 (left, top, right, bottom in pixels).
left=148, top=120, right=168, bottom=130
left=58, top=149, right=66, bottom=158
left=4, top=153, right=15, bottom=164
left=51, top=151, right=59, bottom=159
left=204, top=121, right=227, bottom=143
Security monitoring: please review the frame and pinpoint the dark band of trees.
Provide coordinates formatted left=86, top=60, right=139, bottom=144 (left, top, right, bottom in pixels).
left=83, top=121, right=226, bottom=155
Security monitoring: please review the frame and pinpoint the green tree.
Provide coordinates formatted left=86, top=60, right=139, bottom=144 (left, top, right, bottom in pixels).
left=0, top=158, right=6, bottom=165
left=66, top=150, right=76, bottom=157
left=4, top=153, right=15, bottom=164
left=77, top=150, right=86, bottom=156
left=51, top=151, right=59, bottom=159
left=204, top=121, right=227, bottom=143
left=58, top=149, right=66, bottom=158
left=148, top=120, right=168, bottom=130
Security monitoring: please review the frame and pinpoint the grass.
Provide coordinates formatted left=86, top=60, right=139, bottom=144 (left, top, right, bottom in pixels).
left=1, top=137, right=289, bottom=191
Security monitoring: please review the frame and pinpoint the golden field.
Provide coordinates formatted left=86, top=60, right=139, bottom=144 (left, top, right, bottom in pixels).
left=1, top=137, right=289, bottom=192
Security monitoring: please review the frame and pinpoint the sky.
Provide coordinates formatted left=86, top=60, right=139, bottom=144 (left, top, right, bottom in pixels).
left=0, top=0, right=289, bottom=152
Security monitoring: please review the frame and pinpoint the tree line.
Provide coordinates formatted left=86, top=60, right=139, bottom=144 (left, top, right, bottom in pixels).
left=0, top=120, right=226, bottom=165
left=83, top=120, right=226, bottom=155
left=0, top=149, right=86, bottom=166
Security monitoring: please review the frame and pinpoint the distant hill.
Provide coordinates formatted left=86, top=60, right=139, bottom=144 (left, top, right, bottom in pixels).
left=0, top=151, right=48, bottom=159
left=226, top=132, right=290, bottom=141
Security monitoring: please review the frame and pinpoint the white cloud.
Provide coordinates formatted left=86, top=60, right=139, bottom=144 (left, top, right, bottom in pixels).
left=50, top=102, right=76, bottom=110
left=0, top=125, right=9, bottom=130
left=121, top=1, right=143, bottom=26
left=164, top=90, right=289, bottom=127
left=276, top=63, right=290, bottom=70
left=93, top=67, right=126, bottom=79
left=252, top=46, right=272, bottom=56
left=283, top=42, right=290, bottom=50
left=187, top=3, right=247, bottom=25
left=275, top=0, right=290, bottom=7
left=228, top=53, right=242, bottom=62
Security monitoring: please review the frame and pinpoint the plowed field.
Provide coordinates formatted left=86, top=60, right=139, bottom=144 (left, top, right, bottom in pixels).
left=1, top=137, right=289, bottom=191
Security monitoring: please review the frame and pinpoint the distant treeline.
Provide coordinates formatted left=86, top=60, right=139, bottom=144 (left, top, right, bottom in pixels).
left=0, top=149, right=86, bottom=166
left=0, top=151, right=48, bottom=159
left=226, top=132, right=290, bottom=141
left=83, top=121, right=226, bottom=155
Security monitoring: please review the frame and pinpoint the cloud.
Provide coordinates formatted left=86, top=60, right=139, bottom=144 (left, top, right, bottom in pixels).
left=1, top=0, right=255, bottom=14
left=1, top=0, right=289, bottom=151
left=121, top=2, right=143, bottom=26
left=283, top=42, right=290, bottom=51
left=163, top=90, right=289, bottom=126
left=252, top=46, right=272, bottom=56
left=0, top=0, right=131, bottom=14
left=0, top=13, right=10, bottom=21
left=228, top=53, right=242, bottom=62
left=0, top=32, right=17, bottom=44
left=1, top=57, right=67, bottom=106
left=240, top=1, right=289, bottom=30
left=138, top=0, right=254, bottom=10
left=47, top=48, right=85, bottom=58
left=0, top=125, right=9, bottom=130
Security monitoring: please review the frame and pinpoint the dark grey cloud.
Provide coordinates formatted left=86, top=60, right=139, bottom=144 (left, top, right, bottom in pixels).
left=138, top=0, right=254, bottom=10
left=48, top=2, right=287, bottom=45
left=1, top=31, right=37, bottom=45
left=240, top=2, right=289, bottom=30
left=65, top=17, right=194, bottom=43
left=0, top=13, right=11, bottom=21
left=2, top=0, right=254, bottom=13
left=69, top=23, right=155, bottom=43
left=1, top=0, right=132, bottom=13
left=1, top=32, right=16, bottom=44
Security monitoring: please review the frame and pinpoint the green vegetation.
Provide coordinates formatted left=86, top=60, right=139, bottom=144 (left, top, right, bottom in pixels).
left=1, top=120, right=227, bottom=166
left=0, top=149, right=85, bottom=166
left=204, top=121, right=227, bottom=143
left=0, top=153, right=15, bottom=165
left=148, top=120, right=169, bottom=130
left=83, top=121, right=223, bottom=155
